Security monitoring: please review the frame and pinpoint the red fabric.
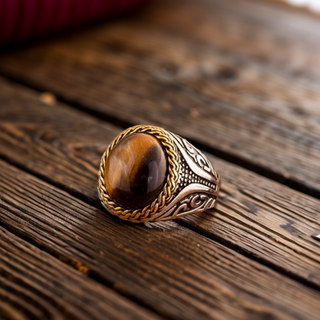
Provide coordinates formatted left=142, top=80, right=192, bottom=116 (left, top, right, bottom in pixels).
left=0, top=0, right=149, bottom=47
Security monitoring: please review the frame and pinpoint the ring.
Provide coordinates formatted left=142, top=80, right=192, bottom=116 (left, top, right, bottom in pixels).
left=98, top=125, right=220, bottom=223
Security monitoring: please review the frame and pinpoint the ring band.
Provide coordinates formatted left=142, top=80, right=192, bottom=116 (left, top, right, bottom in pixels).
left=98, top=125, right=220, bottom=223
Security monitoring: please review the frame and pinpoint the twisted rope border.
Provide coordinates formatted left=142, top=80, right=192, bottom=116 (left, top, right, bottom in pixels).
left=98, top=125, right=179, bottom=222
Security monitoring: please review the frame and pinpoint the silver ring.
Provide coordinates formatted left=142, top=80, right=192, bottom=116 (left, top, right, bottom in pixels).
left=98, top=125, right=220, bottom=223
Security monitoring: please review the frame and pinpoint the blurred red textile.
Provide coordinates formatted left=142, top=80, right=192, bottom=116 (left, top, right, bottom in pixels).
left=0, top=0, right=149, bottom=47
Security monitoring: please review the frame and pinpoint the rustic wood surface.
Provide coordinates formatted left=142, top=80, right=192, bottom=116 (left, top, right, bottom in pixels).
left=1, top=0, right=320, bottom=197
left=0, top=0, right=320, bottom=319
left=1, top=159, right=320, bottom=320
left=0, top=77, right=320, bottom=318
left=0, top=227, right=161, bottom=320
left=0, top=78, right=320, bottom=292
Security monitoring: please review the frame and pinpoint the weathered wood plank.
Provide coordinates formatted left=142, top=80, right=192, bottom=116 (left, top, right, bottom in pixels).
left=0, top=78, right=320, bottom=292
left=143, top=0, right=320, bottom=75
left=0, top=0, right=320, bottom=196
left=0, top=227, right=162, bottom=320
left=1, top=159, right=320, bottom=320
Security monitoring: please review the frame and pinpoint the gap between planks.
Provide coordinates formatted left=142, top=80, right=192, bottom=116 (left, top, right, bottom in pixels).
left=0, top=69, right=319, bottom=203
left=0, top=225, right=163, bottom=320
left=1, top=159, right=320, bottom=320
left=0, top=79, right=319, bottom=295
left=1, top=150, right=319, bottom=295
left=0, top=220, right=168, bottom=320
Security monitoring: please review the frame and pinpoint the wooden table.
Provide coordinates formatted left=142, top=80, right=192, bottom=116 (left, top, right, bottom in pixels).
left=1, top=0, right=320, bottom=319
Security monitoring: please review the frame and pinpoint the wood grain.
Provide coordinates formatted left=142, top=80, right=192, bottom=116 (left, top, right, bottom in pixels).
left=0, top=78, right=320, bottom=294
left=1, top=159, right=320, bottom=320
left=0, top=227, right=162, bottom=320
left=0, top=0, right=320, bottom=196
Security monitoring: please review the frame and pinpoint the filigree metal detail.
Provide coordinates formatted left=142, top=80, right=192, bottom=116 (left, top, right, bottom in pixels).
left=151, top=133, right=220, bottom=222
left=98, top=125, right=220, bottom=223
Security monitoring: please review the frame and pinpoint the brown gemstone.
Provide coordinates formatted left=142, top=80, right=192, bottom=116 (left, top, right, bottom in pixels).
left=105, top=133, right=167, bottom=209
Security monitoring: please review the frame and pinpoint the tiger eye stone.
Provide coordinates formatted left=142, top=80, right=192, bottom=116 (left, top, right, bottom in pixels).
left=105, top=133, right=167, bottom=209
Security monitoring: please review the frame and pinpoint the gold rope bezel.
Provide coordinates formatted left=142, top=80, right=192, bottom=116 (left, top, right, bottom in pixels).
left=98, top=125, right=179, bottom=222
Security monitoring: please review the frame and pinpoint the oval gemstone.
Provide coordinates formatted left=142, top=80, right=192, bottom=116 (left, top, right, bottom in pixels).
left=105, top=133, right=168, bottom=209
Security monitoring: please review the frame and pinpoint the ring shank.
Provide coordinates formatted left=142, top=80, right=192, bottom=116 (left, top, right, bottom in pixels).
left=98, top=125, right=220, bottom=222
